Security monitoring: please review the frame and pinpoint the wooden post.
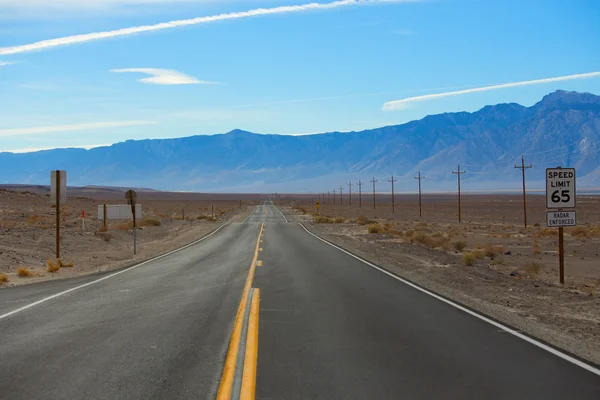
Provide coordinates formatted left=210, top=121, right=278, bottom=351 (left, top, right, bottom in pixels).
left=103, top=203, right=107, bottom=230
left=357, top=181, right=362, bottom=208
left=212, top=204, right=214, bottom=219
left=56, top=170, right=60, bottom=259
left=132, top=203, right=137, bottom=255
left=414, top=171, right=423, bottom=218
left=388, top=175, right=397, bottom=213
left=559, top=226, right=565, bottom=284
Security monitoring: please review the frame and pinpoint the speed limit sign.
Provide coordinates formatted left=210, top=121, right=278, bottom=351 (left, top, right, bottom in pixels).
left=546, top=167, right=576, bottom=209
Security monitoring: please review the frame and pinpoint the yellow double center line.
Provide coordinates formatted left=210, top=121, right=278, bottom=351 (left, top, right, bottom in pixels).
left=217, top=222, right=264, bottom=400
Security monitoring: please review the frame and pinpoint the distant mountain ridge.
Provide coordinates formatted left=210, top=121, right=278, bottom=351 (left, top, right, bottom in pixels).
left=2, top=90, right=599, bottom=192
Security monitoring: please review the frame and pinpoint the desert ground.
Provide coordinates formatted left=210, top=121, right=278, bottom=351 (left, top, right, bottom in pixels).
left=280, top=193, right=600, bottom=364
left=0, top=186, right=260, bottom=286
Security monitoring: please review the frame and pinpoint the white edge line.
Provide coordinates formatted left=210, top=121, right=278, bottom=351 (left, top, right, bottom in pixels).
left=0, top=223, right=229, bottom=321
left=298, top=223, right=600, bottom=377
left=275, top=204, right=288, bottom=223
left=242, top=208, right=255, bottom=223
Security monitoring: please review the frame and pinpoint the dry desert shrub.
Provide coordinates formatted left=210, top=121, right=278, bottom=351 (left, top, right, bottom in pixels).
left=113, top=221, right=133, bottom=231
left=452, top=241, right=467, bottom=252
left=27, top=215, right=47, bottom=224
left=355, top=215, right=374, bottom=226
left=570, top=227, right=588, bottom=239
left=47, top=259, right=60, bottom=273
left=334, top=217, right=345, bottom=224
left=17, top=267, right=33, bottom=277
left=140, top=217, right=161, bottom=227
left=490, top=256, right=505, bottom=265
left=471, top=249, right=485, bottom=259
left=368, top=223, right=383, bottom=234
left=404, top=229, right=415, bottom=238
left=0, top=273, right=8, bottom=283
left=536, top=228, right=555, bottom=237
left=532, top=240, right=541, bottom=255
left=314, top=215, right=333, bottom=224
left=462, top=252, right=476, bottom=266
left=431, top=231, right=443, bottom=238
left=525, top=262, right=541, bottom=276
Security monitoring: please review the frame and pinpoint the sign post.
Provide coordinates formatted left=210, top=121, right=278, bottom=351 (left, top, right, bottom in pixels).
left=546, top=167, right=576, bottom=284
left=51, top=170, right=66, bottom=259
left=126, top=190, right=138, bottom=255
left=316, top=201, right=321, bottom=215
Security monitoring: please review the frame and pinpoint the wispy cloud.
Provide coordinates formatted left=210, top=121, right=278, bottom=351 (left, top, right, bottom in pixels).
left=111, top=68, right=216, bottom=85
left=382, top=71, right=600, bottom=111
left=1, top=143, right=113, bottom=154
left=0, top=61, right=15, bottom=66
left=0, top=0, right=418, bottom=55
left=0, top=120, right=155, bottom=137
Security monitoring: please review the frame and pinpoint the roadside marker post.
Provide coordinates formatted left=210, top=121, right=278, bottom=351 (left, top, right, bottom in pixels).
left=316, top=201, right=321, bottom=215
left=82, top=210, right=85, bottom=231
left=126, top=190, right=138, bottom=256
left=545, top=166, right=576, bottom=284
left=50, top=170, right=66, bottom=259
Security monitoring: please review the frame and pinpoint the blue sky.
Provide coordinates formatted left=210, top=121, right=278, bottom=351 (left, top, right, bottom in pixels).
left=1, top=0, right=599, bottom=152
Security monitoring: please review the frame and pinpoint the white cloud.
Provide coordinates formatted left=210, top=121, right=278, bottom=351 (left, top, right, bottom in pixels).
left=0, top=0, right=418, bottom=55
left=111, top=68, right=215, bottom=85
left=0, top=121, right=155, bottom=137
left=0, top=61, right=15, bottom=66
left=382, top=71, right=600, bottom=111
left=1, top=143, right=113, bottom=153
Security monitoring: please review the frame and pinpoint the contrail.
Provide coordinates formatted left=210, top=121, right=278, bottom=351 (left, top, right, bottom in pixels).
left=0, top=0, right=415, bottom=56
left=382, top=71, right=600, bottom=111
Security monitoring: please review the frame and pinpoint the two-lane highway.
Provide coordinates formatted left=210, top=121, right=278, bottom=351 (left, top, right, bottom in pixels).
left=1, top=202, right=599, bottom=399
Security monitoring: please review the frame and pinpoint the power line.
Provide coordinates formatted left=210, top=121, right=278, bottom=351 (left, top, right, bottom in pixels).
left=339, top=185, right=344, bottom=205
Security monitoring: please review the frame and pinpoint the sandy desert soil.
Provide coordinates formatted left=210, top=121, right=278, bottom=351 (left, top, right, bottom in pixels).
left=0, top=188, right=256, bottom=287
left=282, top=195, right=600, bottom=365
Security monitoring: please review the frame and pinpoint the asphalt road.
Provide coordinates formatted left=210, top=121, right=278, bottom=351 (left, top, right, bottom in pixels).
left=1, top=202, right=599, bottom=399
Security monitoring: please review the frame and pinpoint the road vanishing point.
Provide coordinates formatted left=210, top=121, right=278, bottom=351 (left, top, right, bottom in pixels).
left=1, top=202, right=599, bottom=399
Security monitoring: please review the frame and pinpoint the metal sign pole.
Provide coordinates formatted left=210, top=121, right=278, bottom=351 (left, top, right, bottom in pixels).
left=559, top=226, right=564, bottom=284
left=56, top=170, right=60, bottom=259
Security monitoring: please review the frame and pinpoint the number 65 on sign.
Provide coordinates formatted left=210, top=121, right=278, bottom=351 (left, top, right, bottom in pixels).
left=546, top=168, right=576, bottom=209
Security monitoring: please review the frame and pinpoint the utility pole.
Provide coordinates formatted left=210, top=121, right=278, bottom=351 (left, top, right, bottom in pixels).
left=333, top=189, right=336, bottom=205
left=414, top=171, right=425, bottom=217
left=348, top=182, right=353, bottom=206
left=339, top=185, right=344, bottom=205
left=515, top=155, right=532, bottom=228
left=388, top=175, right=397, bottom=213
left=357, top=180, right=363, bottom=208
left=452, top=164, right=466, bottom=222
left=328, top=191, right=331, bottom=204
left=370, top=177, right=378, bottom=210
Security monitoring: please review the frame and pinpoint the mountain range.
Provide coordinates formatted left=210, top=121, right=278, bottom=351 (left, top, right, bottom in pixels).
left=2, top=90, right=599, bottom=193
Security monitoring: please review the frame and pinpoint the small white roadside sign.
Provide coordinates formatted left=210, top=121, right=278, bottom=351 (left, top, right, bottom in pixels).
left=546, top=168, right=576, bottom=209
left=98, top=204, right=142, bottom=221
left=546, top=211, right=577, bottom=227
